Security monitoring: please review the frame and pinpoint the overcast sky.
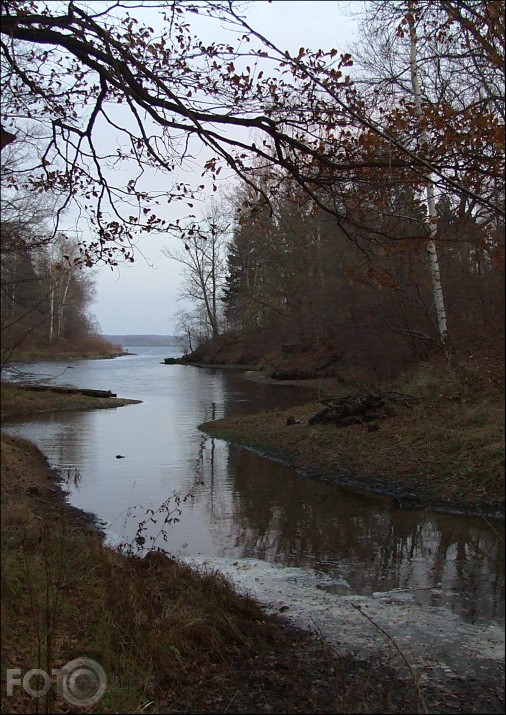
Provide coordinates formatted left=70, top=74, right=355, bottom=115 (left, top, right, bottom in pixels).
left=92, top=1, right=359, bottom=336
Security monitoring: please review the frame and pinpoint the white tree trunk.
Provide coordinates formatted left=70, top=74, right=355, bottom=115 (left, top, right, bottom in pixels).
left=48, top=281, right=54, bottom=342
left=56, top=271, right=71, bottom=337
left=408, top=6, right=449, bottom=351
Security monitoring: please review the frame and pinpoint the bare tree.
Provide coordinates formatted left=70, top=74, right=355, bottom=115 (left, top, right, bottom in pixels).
left=1, top=0, right=502, bottom=269
left=163, top=203, right=229, bottom=340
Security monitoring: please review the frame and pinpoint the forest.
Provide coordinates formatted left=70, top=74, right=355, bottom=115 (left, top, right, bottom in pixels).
left=0, top=208, right=111, bottom=362
left=168, top=175, right=503, bottom=377
left=1, top=135, right=114, bottom=362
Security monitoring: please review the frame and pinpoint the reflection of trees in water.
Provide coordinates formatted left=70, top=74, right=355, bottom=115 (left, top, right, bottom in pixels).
left=41, top=412, right=88, bottom=478
left=426, top=515, right=505, bottom=622
left=374, top=516, right=505, bottom=619
left=184, top=413, right=233, bottom=525
left=224, top=447, right=394, bottom=566
left=375, top=518, right=438, bottom=589
left=190, top=431, right=219, bottom=517
left=224, top=447, right=505, bottom=622
left=199, top=397, right=219, bottom=426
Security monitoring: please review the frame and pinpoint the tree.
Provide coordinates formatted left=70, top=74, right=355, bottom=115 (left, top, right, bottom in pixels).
left=223, top=178, right=341, bottom=343
left=1, top=0, right=502, bottom=271
left=1, top=136, right=56, bottom=359
left=0, top=131, right=60, bottom=255
left=406, top=2, right=448, bottom=351
left=1, top=140, right=101, bottom=363
left=221, top=163, right=496, bottom=374
left=346, top=0, right=505, bottom=353
left=222, top=181, right=282, bottom=334
left=1, top=230, right=99, bottom=363
left=163, top=203, right=229, bottom=341
left=34, top=234, right=94, bottom=343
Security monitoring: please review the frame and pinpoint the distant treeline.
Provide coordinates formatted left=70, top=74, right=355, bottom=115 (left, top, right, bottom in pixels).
left=102, top=334, right=180, bottom=347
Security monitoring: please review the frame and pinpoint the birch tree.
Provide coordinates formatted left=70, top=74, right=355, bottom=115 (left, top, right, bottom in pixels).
left=406, top=3, right=448, bottom=352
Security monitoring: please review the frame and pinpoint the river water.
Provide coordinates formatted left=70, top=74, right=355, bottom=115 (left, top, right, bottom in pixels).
left=2, top=345, right=505, bottom=675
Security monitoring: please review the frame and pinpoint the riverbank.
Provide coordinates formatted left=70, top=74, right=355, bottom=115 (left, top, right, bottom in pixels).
left=2, top=390, right=504, bottom=712
left=200, top=358, right=504, bottom=518
left=1, top=382, right=141, bottom=420
left=2, top=335, right=125, bottom=362
left=4, top=389, right=454, bottom=714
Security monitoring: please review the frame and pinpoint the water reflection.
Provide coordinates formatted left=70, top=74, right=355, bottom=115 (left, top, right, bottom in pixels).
left=3, top=348, right=504, bottom=627
left=219, top=445, right=503, bottom=620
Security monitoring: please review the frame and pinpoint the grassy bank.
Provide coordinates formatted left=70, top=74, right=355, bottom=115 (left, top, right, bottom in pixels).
left=3, top=348, right=125, bottom=361
left=2, top=388, right=434, bottom=713
left=201, top=359, right=505, bottom=516
left=1, top=382, right=141, bottom=420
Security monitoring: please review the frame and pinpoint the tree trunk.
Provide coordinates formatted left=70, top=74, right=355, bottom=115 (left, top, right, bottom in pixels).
left=48, top=281, right=54, bottom=342
left=408, top=5, right=449, bottom=356
left=56, top=271, right=71, bottom=337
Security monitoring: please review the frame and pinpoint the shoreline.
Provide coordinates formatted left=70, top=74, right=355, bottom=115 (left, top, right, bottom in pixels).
left=164, top=358, right=505, bottom=518
left=1, top=432, right=106, bottom=535
left=2, top=378, right=504, bottom=713
left=197, top=366, right=504, bottom=519
left=202, top=431, right=505, bottom=521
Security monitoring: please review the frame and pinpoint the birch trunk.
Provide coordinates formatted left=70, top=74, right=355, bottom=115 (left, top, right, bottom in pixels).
left=56, top=271, right=71, bottom=337
left=408, top=5, right=449, bottom=354
left=48, top=281, right=54, bottom=342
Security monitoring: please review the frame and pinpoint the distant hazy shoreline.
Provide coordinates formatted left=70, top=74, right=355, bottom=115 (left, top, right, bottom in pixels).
left=101, top=334, right=180, bottom=346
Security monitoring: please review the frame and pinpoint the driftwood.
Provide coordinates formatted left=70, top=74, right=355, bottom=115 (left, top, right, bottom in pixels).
left=308, top=392, right=417, bottom=428
left=21, top=385, right=117, bottom=398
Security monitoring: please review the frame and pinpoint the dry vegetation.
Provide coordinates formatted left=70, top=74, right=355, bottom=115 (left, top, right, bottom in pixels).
left=200, top=356, right=505, bottom=516
left=2, top=374, right=504, bottom=713
left=1, top=382, right=139, bottom=420
left=3, top=335, right=125, bottom=362
left=1, top=431, right=426, bottom=714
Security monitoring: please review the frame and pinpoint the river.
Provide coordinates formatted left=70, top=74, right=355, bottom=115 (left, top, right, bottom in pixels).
left=2, top=345, right=504, bottom=680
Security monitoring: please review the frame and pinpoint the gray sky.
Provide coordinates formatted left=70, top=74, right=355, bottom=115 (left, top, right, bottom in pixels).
left=92, top=1, right=359, bottom=335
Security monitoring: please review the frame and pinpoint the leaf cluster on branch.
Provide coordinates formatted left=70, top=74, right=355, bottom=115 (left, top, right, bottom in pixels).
left=1, top=0, right=503, bottom=266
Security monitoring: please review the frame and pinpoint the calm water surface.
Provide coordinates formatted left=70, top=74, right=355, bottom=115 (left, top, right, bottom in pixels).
left=3, top=346, right=504, bottom=626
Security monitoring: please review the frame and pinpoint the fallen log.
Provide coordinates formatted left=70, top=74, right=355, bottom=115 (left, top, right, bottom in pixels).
left=20, top=385, right=117, bottom=398
left=308, top=392, right=417, bottom=428
left=79, top=388, right=117, bottom=398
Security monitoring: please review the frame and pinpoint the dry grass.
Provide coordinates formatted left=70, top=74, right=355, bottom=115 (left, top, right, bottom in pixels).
left=201, top=360, right=505, bottom=514
left=3, top=335, right=124, bottom=362
left=1, top=431, right=427, bottom=714
left=1, top=383, right=139, bottom=419
left=2, top=520, right=282, bottom=712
